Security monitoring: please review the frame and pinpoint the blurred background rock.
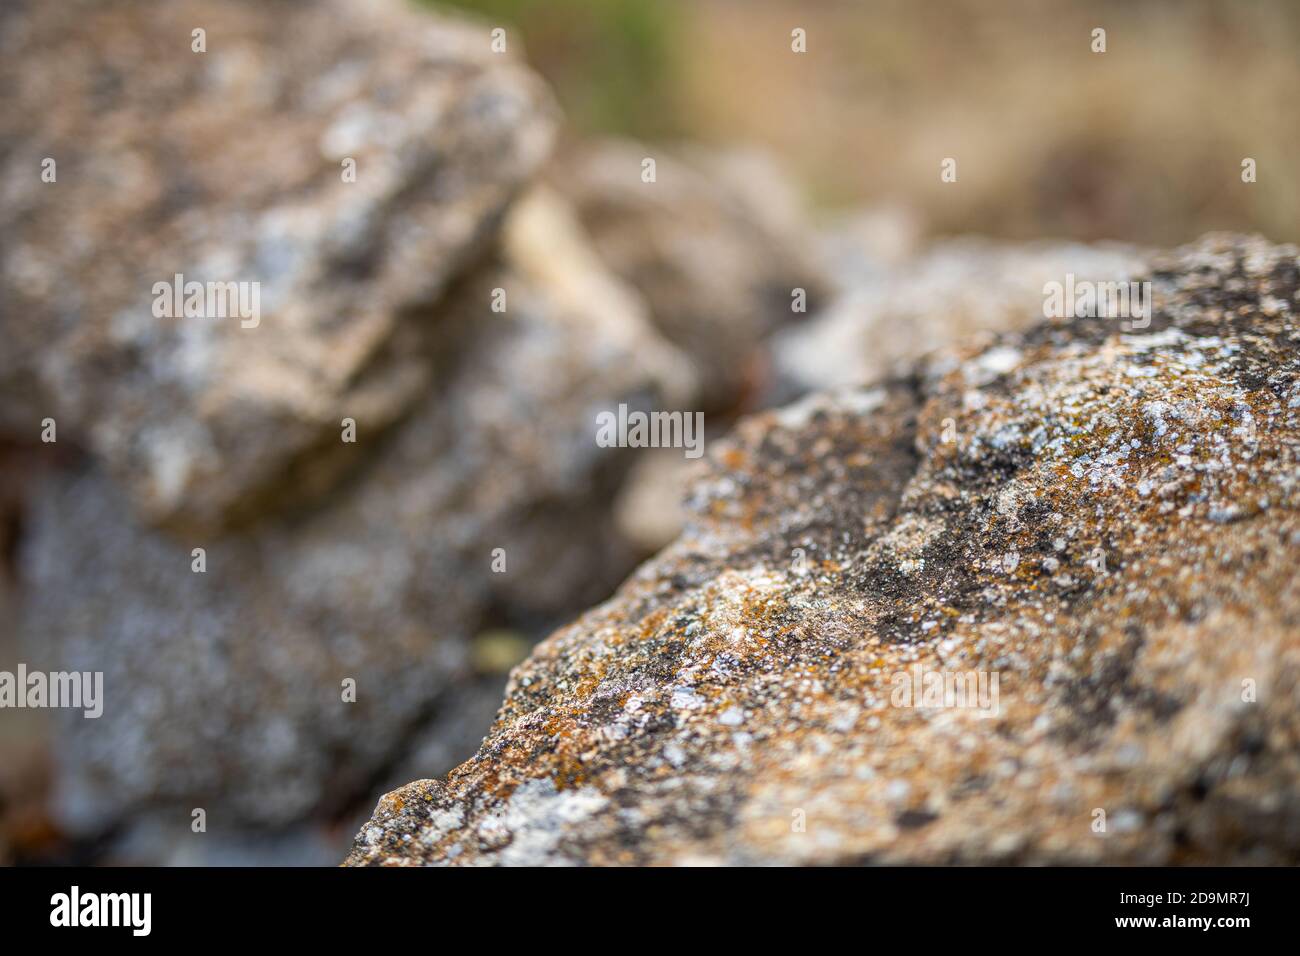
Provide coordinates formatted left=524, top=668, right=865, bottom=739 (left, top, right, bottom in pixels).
left=1, top=0, right=1295, bottom=865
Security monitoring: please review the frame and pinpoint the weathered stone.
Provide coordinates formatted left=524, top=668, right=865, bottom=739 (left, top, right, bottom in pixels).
left=774, top=237, right=1147, bottom=396
left=612, top=447, right=698, bottom=554
left=0, top=0, right=556, bottom=532
left=553, top=139, right=829, bottom=412
left=20, top=188, right=692, bottom=832
left=348, top=234, right=1300, bottom=866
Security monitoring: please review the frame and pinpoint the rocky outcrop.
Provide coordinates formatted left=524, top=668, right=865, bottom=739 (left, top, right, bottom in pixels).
left=348, top=234, right=1300, bottom=865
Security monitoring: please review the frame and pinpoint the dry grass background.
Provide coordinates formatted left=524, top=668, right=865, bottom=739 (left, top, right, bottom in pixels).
left=442, top=0, right=1300, bottom=245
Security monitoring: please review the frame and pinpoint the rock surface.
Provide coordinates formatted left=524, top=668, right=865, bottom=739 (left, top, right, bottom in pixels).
left=775, top=237, right=1147, bottom=396
left=348, top=234, right=1300, bottom=865
left=554, top=140, right=828, bottom=412
left=0, top=0, right=556, bottom=532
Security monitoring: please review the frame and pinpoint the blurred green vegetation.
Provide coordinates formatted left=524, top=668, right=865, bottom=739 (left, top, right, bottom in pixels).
left=431, top=0, right=686, bottom=138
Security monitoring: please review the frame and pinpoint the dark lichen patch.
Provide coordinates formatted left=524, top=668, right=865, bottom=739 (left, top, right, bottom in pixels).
left=896, top=809, right=940, bottom=830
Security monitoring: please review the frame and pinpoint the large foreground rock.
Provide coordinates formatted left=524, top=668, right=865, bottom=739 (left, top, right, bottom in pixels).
left=348, top=234, right=1300, bottom=865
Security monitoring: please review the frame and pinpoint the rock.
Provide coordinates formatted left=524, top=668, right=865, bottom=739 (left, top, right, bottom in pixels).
left=612, top=448, right=700, bottom=554
left=553, top=140, right=829, bottom=412
left=381, top=676, right=514, bottom=800
left=814, top=204, right=926, bottom=284
left=96, top=818, right=344, bottom=868
left=347, top=234, right=1300, bottom=866
left=774, top=237, right=1147, bottom=396
left=0, top=613, right=52, bottom=867
left=20, top=187, right=693, bottom=832
left=0, top=0, right=557, bottom=532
